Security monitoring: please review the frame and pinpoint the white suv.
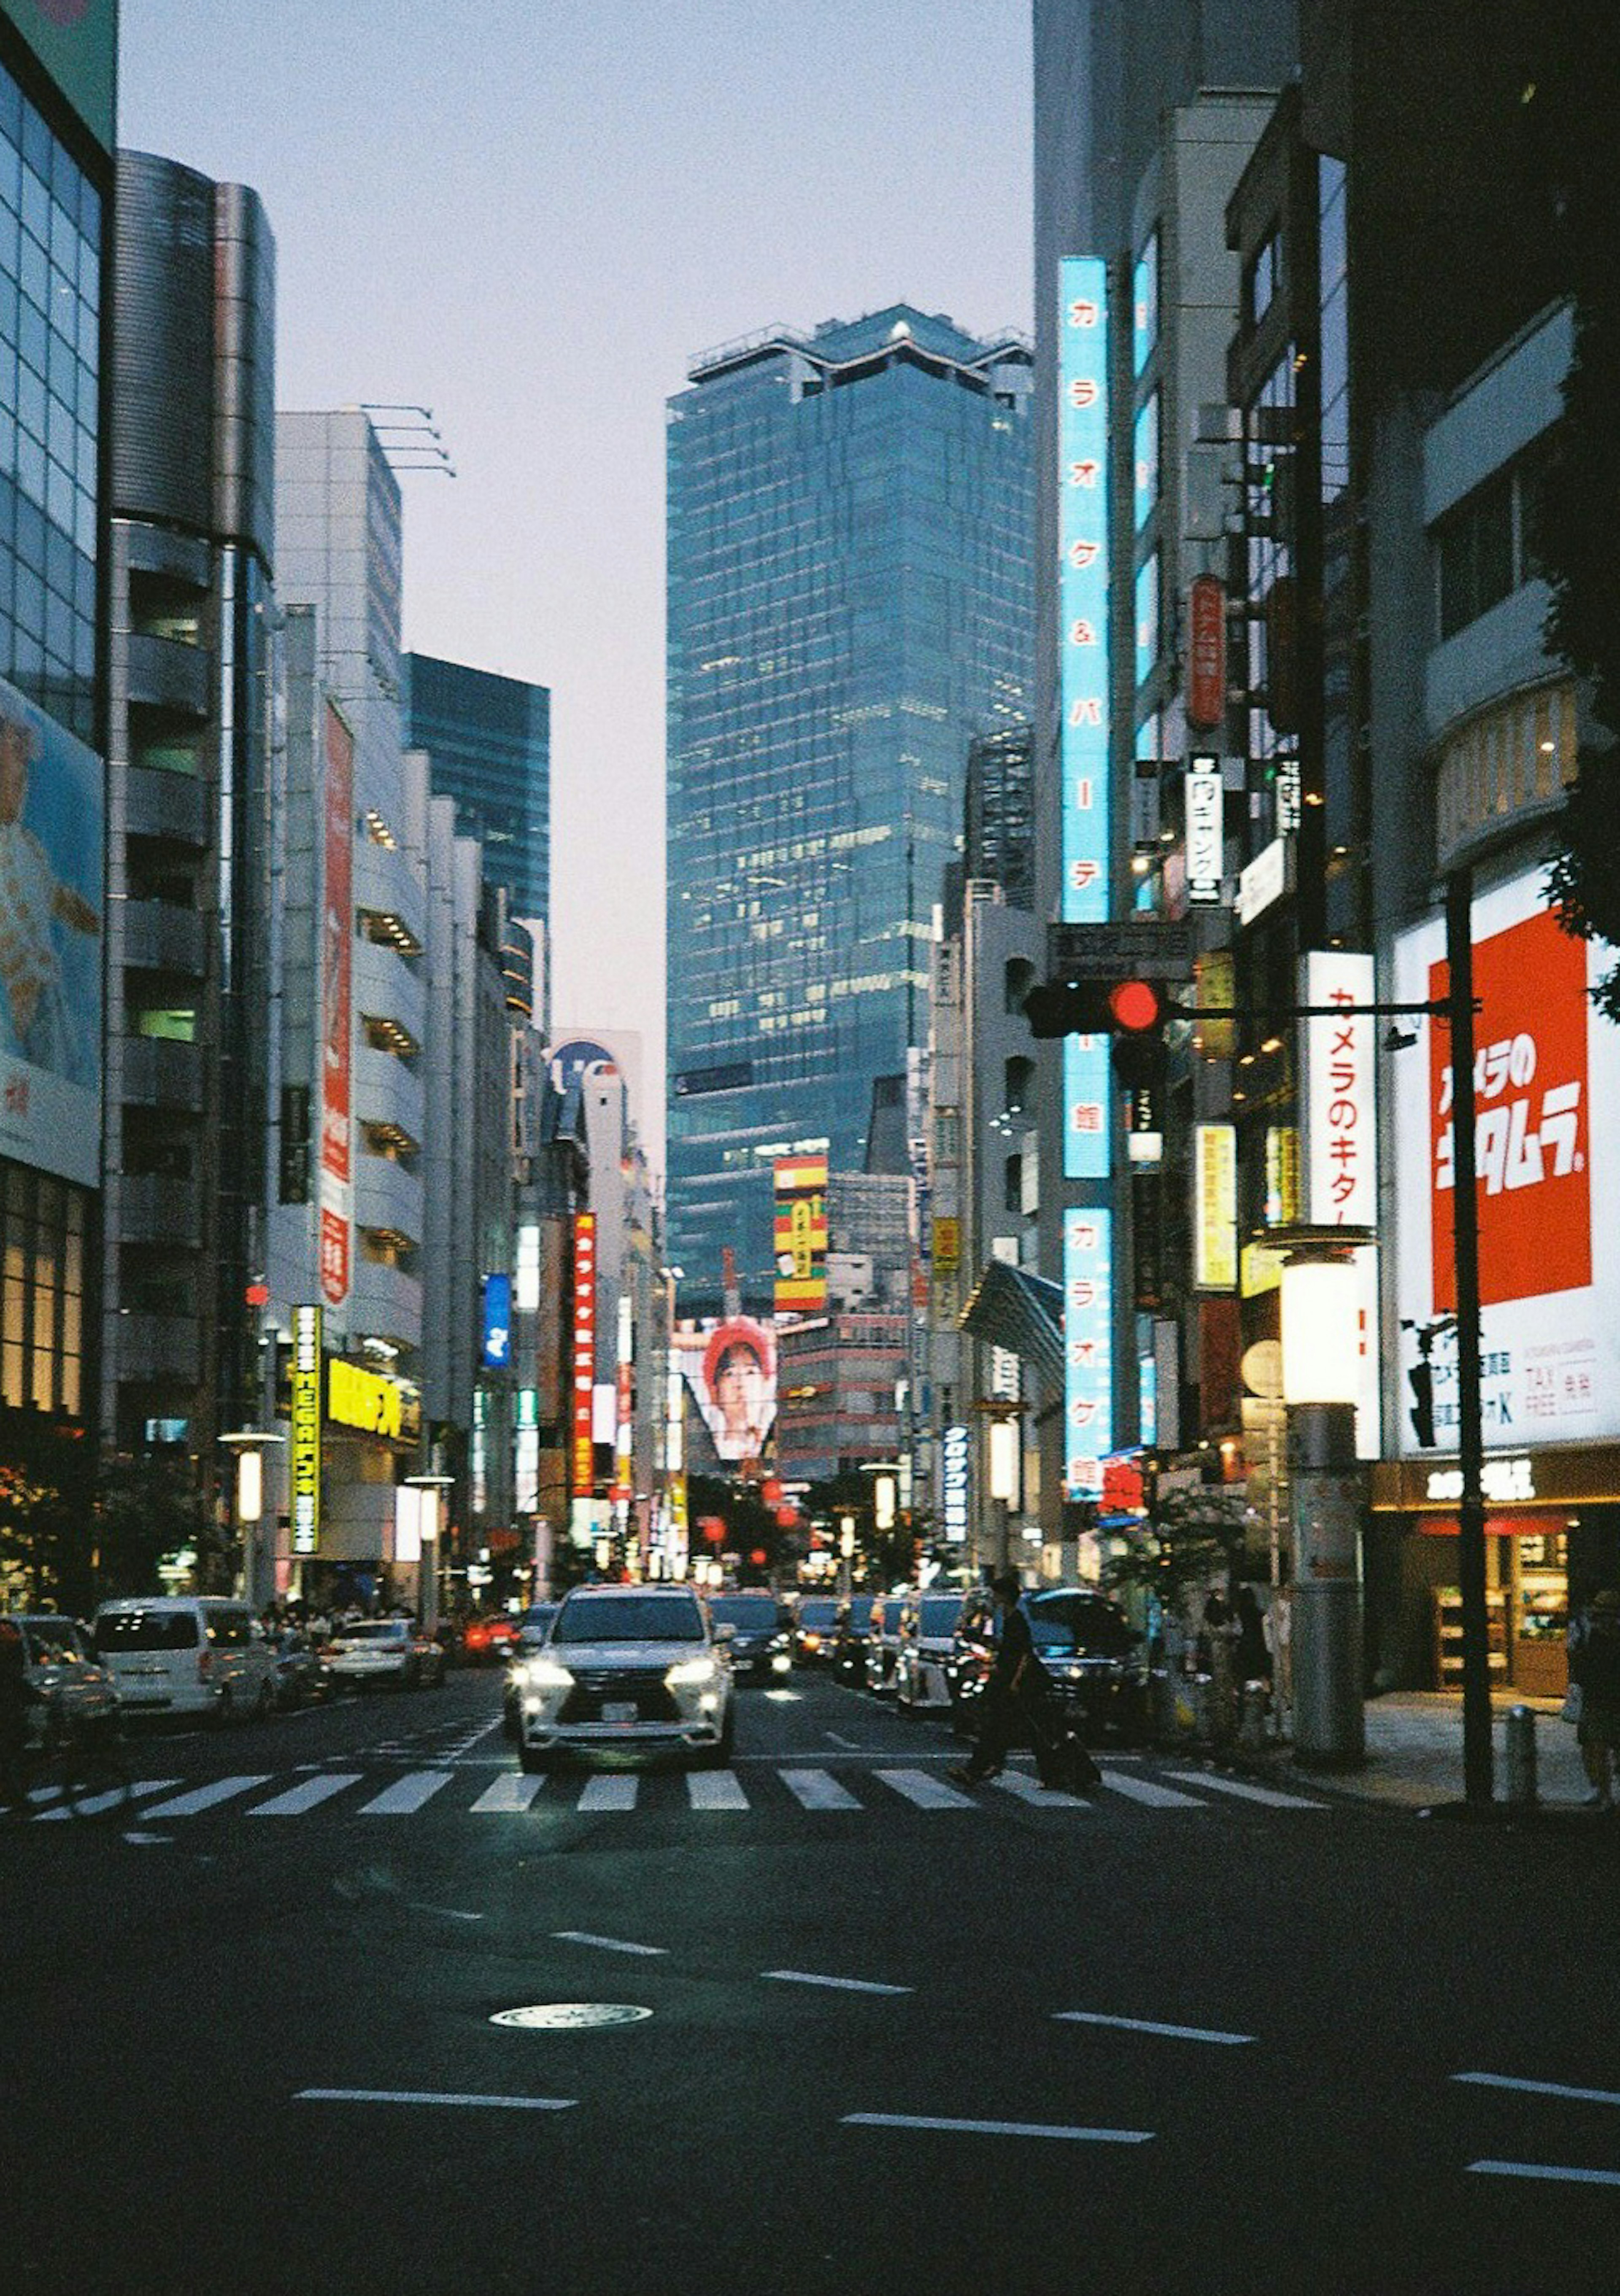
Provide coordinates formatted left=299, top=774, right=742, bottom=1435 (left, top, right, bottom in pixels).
left=516, top=1585, right=735, bottom=1772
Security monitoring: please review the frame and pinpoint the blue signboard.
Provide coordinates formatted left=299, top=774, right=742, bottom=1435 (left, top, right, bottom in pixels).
left=1058, top=258, right=1112, bottom=1184
left=1063, top=1210, right=1113, bottom=1501
left=481, top=1272, right=512, bottom=1370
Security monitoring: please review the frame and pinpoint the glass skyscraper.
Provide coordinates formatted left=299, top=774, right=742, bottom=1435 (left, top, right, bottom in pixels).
left=402, top=652, right=551, bottom=925
left=666, top=304, right=1034, bottom=1310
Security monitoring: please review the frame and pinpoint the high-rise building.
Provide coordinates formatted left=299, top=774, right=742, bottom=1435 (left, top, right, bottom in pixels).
left=402, top=651, right=551, bottom=926
left=0, top=7, right=115, bottom=1504
left=665, top=304, right=1035, bottom=1312
left=102, top=151, right=275, bottom=1483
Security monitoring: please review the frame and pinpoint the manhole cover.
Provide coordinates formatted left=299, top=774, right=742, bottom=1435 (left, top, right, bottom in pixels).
left=490, top=2003, right=654, bottom=2031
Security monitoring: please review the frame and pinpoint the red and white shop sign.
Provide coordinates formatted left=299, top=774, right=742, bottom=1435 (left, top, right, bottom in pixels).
left=1393, top=868, right=1620, bottom=1457
left=318, top=703, right=354, bottom=1311
left=1301, top=950, right=1377, bottom=1229
left=1187, top=573, right=1226, bottom=732
left=1427, top=902, right=1590, bottom=1310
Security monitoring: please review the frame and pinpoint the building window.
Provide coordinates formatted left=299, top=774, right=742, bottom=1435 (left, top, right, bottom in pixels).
left=1132, top=232, right=1159, bottom=377
left=1133, top=391, right=1160, bottom=533
left=1433, top=439, right=1555, bottom=642
left=1248, top=229, right=1282, bottom=326
left=1134, top=553, right=1159, bottom=690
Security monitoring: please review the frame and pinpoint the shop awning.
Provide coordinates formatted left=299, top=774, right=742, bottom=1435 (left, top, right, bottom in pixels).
left=958, top=1259, right=1064, bottom=1388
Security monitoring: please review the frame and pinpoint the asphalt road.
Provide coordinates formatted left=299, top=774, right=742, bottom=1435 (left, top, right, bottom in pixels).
left=6, top=1663, right=1620, bottom=2295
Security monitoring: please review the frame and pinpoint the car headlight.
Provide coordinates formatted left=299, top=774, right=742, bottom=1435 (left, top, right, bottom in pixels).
left=526, top=1659, right=575, bottom=1691
left=667, top=1656, right=719, bottom=1688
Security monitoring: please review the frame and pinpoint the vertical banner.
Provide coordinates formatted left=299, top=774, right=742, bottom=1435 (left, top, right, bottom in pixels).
left=1058, top=257, right=1112, bottom=1183
left=1187, top=574, right=1227, bottom=731
left=942, top=1423, right=970, bottom=1542
left=1193, top=1124, right=1238, bottom=1291
left=290, top=1304, right=323, bottom=1556
left=1300, top=951, right=1377, bottom=1228
left=481, top=1272, right=513, bottom=1369
left=1064, top=1210, right=1113, bottom=1498
left=613, top=1291, right=634, bottom=1505
left=571, top=1213, right=597, bottom=1497
left=773, top=1154, right=828, bottom=1313
left=1185, top=754, right=1224, bottom=907
left=319, top=704, right=354, bottom=1316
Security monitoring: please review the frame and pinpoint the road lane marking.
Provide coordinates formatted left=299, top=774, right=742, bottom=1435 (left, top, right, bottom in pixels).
left=34, top=1778, right=180, bottom=1823
left=764, top=1689, right=801, bottom=1702
left=359, top=1770, right=454, bottom=1816
left=990, top=1773, right=1091, bottom=1810
left=764, top=1970, right=913, bottom=1997
left=824, top=1732, right=859, bottom=1749
left=1455, top=2072, right=1620, bottom=2109
left=554, top=1931, right=667, bottom=1956
left=687, top=1771, right=749, bottom=1809
left=577, top=1774, right=637, bottom=1812
left=1056, top=2011, right=1255, bottom=2046
left=470, top=1773, right=545, bottom=1813
left=1165, top=1771, right=1328, bottom=1810
left=1097, top=1771, right=1207, bottom=1809
left=298, top=2088, right=575, bottom=2112
left=874, top=1768, right=975, bottom=1810
left=781, top=1768, right=861, bottom=1810
left=251, top=1774, right=363, bottom=1817
left=843, top=2113, right=1152, bottom=2144
left=1468, top=2160, right=1620, bottom=2187
left=141, top=1776, right=271, bottom=1819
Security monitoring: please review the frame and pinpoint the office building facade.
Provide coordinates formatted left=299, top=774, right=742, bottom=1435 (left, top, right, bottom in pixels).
left=0, top=7, right=114, bottom=1497
left=666, top=304, right=1034, bottom=1312
left=403, top=649, right=550, bottom=927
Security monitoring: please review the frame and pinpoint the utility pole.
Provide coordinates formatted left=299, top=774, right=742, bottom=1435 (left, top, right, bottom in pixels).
left=1446, top=869, right=1492, bottom=1808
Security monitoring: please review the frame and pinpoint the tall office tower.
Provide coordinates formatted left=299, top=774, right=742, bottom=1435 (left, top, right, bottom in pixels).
left=273, top=412, right=427, bottom=1381
left=103, top=152, right=275, bottom=1483
left=402, top=651, right=551, bottom=925
left=0, top=10, right=114, bottom=1480
left=666, top=304, right=1035, bottom=1312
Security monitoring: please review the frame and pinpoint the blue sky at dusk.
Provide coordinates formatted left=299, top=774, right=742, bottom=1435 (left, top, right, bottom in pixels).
left=121, top=0, right=1031, bottom=1158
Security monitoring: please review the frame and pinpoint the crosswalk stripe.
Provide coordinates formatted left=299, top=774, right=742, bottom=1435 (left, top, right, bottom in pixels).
left=1098, top=1771, right=1207, bottom=1810
left=780, top=1768, right=861, bottom=1811
left=249, top=1773, right=362, bottom=1816
left=874, top=1768, right=975, bottom=1811
left=687, top=1771, right=748, bottom=1810
left=141, top=1776, right=272, bottom=1819
left=359, top=1770, right=454, bottom=1816
left=576, top=1774, right=637, bottom=1812
left=1164, top=1771, right=1328, bottom=1811
left=34, top=1777, right=181, bottom=1823
left=990, top=1771, right=1091, bottom=1811
left=470, top=1773, right=545, bottom=1813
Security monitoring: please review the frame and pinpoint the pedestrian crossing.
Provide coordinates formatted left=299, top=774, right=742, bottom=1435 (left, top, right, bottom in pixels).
left=68, top=1761, right=1332, bottom=1828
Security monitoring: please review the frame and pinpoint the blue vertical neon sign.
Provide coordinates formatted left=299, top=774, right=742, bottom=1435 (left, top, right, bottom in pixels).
left=1058, top=257, right=1112, bottom=1187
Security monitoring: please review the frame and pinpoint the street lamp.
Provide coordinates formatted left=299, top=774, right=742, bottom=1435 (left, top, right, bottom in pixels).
left=403, top=1473, right=454, bottom=1636
left=220, top=1430, right=286, bottom=1614
left=1274, top=1224, right=1374, bottom=1768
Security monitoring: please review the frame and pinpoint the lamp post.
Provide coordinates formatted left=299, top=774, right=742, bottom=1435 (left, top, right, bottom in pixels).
left=1274, top=1225, right=1373, bottom=1767
left=403, top=1472, right=454, bottom=1636
left=220, top=1431, right=286, bottom=1614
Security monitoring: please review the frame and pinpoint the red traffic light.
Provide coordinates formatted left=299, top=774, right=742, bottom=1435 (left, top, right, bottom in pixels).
left=1107, top=978, right=1164, bottom=1033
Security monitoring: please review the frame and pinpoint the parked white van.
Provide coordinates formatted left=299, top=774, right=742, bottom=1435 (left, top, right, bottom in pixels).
left=91, top=1597, right=278, bottom=1722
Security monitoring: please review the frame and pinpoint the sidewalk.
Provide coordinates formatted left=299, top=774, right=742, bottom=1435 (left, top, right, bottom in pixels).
left=1278, top=1690, right=1596, bottom=1814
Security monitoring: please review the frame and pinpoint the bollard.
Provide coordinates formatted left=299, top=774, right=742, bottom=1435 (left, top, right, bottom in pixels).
left=1505, top=1703, right=1537, bottom=1808
left=1239, top=1682, right=1269, bottom=1753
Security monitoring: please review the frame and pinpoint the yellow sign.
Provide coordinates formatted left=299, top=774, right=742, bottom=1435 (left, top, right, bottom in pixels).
left=932, top=1215, right=961, bottom=1272
left=328, top=1356, right=409, bottom=1440
left=1265, top=1125, right=1301, bottom=1226
left=1194, top=1124, right=1238, bottom=1291
left=1195, top=949, right=1236, bottom=1063
left=1241, top=1241, right=1286, bottom=1298
left=290, top=1306, right=322, bottom=1555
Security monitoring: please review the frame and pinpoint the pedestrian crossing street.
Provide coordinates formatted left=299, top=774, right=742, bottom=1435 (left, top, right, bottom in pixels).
left=84, top=1761, right=1332, bottom=1827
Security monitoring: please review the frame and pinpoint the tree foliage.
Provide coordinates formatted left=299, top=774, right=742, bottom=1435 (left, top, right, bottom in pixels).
left=1102, top=1483, right=1251, bottom=1607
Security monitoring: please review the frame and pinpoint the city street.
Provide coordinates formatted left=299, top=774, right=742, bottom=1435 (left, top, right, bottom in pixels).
left=6, top=1667, right=1619, bottom=2294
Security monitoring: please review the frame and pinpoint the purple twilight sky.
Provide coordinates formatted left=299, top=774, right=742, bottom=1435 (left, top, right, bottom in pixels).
left=120, top=0, right=1032, bottom=1162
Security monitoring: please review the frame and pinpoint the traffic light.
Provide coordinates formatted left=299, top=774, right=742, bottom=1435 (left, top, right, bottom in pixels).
left=1024, top=975, right=1171, bottom=1043
left=1408, top=1358, right=1436, bottom=1449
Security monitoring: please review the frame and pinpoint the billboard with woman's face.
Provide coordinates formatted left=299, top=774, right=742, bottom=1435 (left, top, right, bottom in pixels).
left=676, top=1315, right=778, bottom=1467
left=0, top=674, right=103, bottom=1186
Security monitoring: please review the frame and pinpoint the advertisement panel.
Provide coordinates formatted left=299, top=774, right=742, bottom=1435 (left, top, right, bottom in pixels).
left=675, top=1316, right=778, bottom=1468
left=318, top=703, right=354, bottom=1315
left=1193, top=1124, right=1238, bottom=1292
left=773, top=1153, right=828, bottom=1313
left=1058, top=257, right=1112, bottom=1184
left=942, top=1423, right=969, bottom=1543
left=1185, top=755, right=1223, bottom=907
left=289, top=1305, right=322, bottom=1555
left=1300, top=951, right=1377, bottom=1227
left=571, top=1214, right=597, bottom=1497
left=0, top=671, right=103, bottom=1187
left=481, top=1272, right=512, bottom=1370
left=1063, top=1210, right=1113, bottom=1498
left=1187, top=575, right=1227, bottom=731
left=1393, top=870, right=1620, bottom=1454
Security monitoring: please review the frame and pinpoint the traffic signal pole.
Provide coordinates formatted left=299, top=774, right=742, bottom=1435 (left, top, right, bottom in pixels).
left=1446, top=868, right=1493, bottom=1810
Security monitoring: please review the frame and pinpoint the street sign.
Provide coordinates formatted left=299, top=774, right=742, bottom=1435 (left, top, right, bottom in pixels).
left=1046, top=919, right=1196, bottom=981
